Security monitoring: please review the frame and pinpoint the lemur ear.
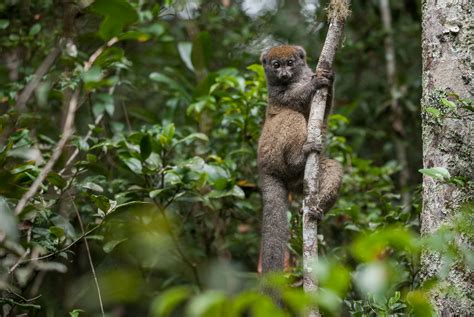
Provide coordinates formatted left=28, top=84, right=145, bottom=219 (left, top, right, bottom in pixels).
left=295, top=46, right=306, bottom=61
left=260, top=50, right=268, bottom=65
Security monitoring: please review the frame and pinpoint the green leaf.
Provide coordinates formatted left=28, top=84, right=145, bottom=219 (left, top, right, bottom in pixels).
left=149, top=188, right=168, bottom=199
left=425, top=107, right=441, bottom=117
left=49, top=226, right=65, bottom=238
left=90, top=0, right=138, bottom=40
left=177, top=133, right=209, bottom=144
left=0, top=19, right=10, bottom=30
left=149, top=72, right=183, bottom=94
left=419, top=167, right=451, bottom=181
left=140, top=134, right=152, bottom=160
left=83, top=182, right=104, bottom=193
left=69, top=309, right=84, bottom=317
left=103, top=238, right=127, bottom=253
left=151, top=287, right=192, bottom=317
left=186, top=291, right=226, bottom=317
left=90, top=194, right=111, bottom=213
left=29, top=23, right=41, bottom=36
left=121, top=156, right=143, bottom=174
left=47, top=172, right=67, bottom=189
left=177, top=42, right=195, bottom=72
left=440, top=98, right=456, bottom=109
left=83, top=66, right=103, bottom=84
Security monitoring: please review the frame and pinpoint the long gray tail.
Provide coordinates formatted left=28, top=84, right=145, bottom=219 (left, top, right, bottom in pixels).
left=260, top=173, right=289, bottom=273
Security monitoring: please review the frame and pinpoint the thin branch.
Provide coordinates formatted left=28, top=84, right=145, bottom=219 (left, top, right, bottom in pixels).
left=14, top=89, right=79, bottom=215
left=60, top=68, right=120, bottom=175
left=302, top=1, right=350, bottom=316
left=72, top=200, right=105, bottom=317
left=146, top=175, right=202, bottom=289
left=14, top=37, right=118, bottom=216
left=18, top=222, right=102, bottom=265
left=15, top=45, right=62, bottom=111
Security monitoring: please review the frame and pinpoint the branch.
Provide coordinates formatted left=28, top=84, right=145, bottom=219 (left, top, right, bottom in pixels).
left=15, top=45, right=62, bottom=111
left=14, top=37, right=118, bottom=216
left=302, top=1, right=350, bottom=316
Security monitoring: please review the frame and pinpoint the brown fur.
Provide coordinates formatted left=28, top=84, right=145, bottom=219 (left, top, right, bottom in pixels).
left=258, top=45, right=343, bottom=273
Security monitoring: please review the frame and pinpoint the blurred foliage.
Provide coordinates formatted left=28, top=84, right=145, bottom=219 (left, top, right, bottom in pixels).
left=0, top=0, right=471, bottom=316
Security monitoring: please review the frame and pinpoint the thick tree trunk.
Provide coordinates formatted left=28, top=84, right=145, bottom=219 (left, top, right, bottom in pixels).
left=421, top=0, right=473, bottom=315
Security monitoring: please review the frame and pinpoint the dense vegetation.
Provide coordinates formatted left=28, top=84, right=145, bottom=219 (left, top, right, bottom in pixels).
left=0, top=1, right=471, bottom=316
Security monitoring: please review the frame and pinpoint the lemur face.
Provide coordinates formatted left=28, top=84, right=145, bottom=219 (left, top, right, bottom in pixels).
left=260, top=45, right=307, bottom=85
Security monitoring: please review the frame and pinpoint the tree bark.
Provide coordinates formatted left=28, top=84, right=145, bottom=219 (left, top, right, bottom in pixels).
left=421, top=0, right=473, bottom=315
left=302, top=1, right=349, bottom=316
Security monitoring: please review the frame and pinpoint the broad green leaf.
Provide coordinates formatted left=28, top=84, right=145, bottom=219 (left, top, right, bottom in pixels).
left=83, top=66, right=103, bottom=84
left=0, top=19, right=9, bottom=29
left=47, top=172, right=67, bottom=189
left=90, top=194, right=111, bottom=213
left=121, top=156, right=143, bottom=174
left=177, top=133, right=209, bottom=144
left=440, top=98, right=456, bottom=109
left=186, top=291, right=226, bottom=317
left=140, top=134, right=152, bottom=160
left=69, top=309, right=84, bottom=317
left=418, top=167, right=451, bottom=181
left=83, top=182, right=104, bottom=193
left=149, top=188, right=168, bottom=199
left=29, top=23, right=41, bottom=36
left=49, top=226, right=65, bottom=238
left=90, top=0, right=138, bottom=40
left=103, top=238, right=127, bottom=253
left=151, top=287, right=192, bottom=317
left=178, top=42, right=195, bottom=72
left=406, top=291, right=435, bottom=317
left=425, top=107, right=441, bottom=117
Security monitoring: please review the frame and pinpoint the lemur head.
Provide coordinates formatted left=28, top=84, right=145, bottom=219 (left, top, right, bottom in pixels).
left=260, top=45, right=307, bottom=85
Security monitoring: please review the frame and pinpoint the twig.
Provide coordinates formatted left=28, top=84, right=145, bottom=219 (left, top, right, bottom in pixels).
left=302, top=1, right=350, bottom=316
left=14, top=37, right=118, bottom=216
left=72, top=200, right=105, bottom=317
left=60, top=67, right=121, bottom=175
left=18, top=223, right=102, bottom=264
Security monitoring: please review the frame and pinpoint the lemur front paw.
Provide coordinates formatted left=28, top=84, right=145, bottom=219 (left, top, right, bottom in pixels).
left=299, top=206, right=324, bottom=221
left=303, top=141, right=323, bottom=155
left=311, top=67, right=334, bottom=88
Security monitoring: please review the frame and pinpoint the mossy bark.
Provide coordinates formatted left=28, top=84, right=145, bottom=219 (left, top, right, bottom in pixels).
left=421, top=0, right=473, bottom=315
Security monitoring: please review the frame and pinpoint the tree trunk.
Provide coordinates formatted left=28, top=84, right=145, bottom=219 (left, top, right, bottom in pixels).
left=421, top=0, right=473, bottom=315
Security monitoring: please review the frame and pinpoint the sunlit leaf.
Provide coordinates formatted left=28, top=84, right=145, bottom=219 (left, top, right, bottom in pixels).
left=419, top=167, right=451, bottom=181
left=151, top=286, right=192, bottom=317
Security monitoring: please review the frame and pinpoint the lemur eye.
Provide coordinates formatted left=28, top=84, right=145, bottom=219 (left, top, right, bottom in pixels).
left=272, top=61, right=280, bottom=69
left=287, top=60, right=294, bottom=66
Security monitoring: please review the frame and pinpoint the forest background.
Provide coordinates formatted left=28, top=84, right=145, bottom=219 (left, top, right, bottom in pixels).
left=0, top=0, right=471, bottom=316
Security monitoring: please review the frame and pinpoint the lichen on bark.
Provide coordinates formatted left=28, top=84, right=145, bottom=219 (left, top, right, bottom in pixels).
left=421, top=0, right=473, bottom=314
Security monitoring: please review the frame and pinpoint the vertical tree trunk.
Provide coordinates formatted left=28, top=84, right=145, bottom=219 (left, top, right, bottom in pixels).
left=303, top=2, right=349, bottom=316
left=379, top=0, right=411, bottom=209
left=421, top=0, right=473, bottom=315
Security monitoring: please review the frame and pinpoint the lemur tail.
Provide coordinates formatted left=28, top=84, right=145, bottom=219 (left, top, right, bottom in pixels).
left=260, top=173, right=289, bottom=273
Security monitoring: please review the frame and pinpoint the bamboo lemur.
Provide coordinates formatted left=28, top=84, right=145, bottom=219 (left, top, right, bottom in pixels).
left=258, top=45, right=343, bottom=273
